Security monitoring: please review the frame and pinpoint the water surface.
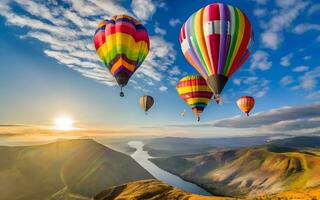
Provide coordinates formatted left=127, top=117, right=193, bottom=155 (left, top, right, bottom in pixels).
left=128, top=141, right=211, bottom=196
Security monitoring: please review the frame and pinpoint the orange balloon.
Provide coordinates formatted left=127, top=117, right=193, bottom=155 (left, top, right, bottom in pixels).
left=237, top=96, right=255, bottom=116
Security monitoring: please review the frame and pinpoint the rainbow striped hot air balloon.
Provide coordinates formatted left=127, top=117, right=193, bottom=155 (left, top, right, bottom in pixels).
left=237, top=96, right=255, bottom=116
left=176, top=75, right=213, bottom=121
left=180, top=3, right=254, bottom=103
left=94, top=15, right=150, bottom=97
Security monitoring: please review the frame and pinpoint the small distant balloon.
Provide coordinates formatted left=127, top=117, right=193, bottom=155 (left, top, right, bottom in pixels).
left=237, top=96, right=255, bottom=116
left=94, top=15, right=150, bottom=97
left=139, top=95, right=154, bottom=114
left=181, top=109, right=187, bottom=117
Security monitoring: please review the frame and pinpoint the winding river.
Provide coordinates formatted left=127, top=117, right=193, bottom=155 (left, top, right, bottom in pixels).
left=128, top=141, right=212, bottom=196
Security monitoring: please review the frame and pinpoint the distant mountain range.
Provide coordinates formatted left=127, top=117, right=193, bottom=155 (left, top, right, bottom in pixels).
left=0, top=139, right=153, bottom=200
left=143, top=136, right=270, bottom=157
left=150, top=136, right=320, bottom=197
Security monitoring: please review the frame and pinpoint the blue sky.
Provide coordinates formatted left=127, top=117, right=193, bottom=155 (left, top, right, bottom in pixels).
left=0, top=0, right=320, bottom=138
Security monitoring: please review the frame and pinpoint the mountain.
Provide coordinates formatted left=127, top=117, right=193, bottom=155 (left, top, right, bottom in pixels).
left=144, top=136, right=269, bottom=157
left=0, top=139, right=153, bottom=200
left=150, top=146, right=320, bottom=197
left=267, top=136, right=320, bottom=148
left=94, top=179, right=235, bottom=200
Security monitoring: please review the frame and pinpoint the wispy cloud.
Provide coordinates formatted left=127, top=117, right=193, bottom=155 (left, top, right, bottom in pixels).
left=259, top=0, right=308, bottom=49
left=293, top=23, right=320, bottom=34
left=280, top=53, right=293, bottom=67
left=249, top=50, right=272, bottom=71
left=292, top=66, right=320, bottom=91
left=307, top=3, right=320, bottom=16
left=293, top=65, right=309, bottom=72
left=169, top=18, right=181, bottom=27
left=0, top=0, right=177, bottom=91
left=204, top=103, right=320, bottom=132
left=280, top=76, right=294, bottom=87
left=131, top=0, right=156, bottom=21
left=159, top=85, right=168, bottom=92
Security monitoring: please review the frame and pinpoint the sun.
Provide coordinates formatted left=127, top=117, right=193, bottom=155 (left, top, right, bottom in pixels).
left=54, top=116, right=74, bottom=131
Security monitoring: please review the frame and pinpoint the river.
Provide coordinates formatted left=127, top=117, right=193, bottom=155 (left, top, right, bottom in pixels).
left=128, top=141, right=212, bottom=196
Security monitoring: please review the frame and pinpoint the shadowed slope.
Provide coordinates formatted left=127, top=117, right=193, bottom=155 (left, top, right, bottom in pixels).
left=0, top=139, right=153, bottom=200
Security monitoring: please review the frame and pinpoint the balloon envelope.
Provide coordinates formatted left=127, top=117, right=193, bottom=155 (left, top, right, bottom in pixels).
left=139, top=95, right=154, bottom=113
left=94, top=15, right=150, bottom=96
left=176, top=75, right=213, bottom=121
left=237, top=96, right=255, bottom=116
left=180, top=3, right=253, bottom=96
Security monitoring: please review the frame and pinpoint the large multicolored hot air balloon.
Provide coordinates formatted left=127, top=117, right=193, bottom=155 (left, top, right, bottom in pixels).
left=237, top=96, right=255, bottom=116
left=176, top=75, right=213, bottom=121
left=179, top=3, right=254, bottom=102
left=139, top=95, right=154, bottom=114
left=94, top=15, right=150, bottom=97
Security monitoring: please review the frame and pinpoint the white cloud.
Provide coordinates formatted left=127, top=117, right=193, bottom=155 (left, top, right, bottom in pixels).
left=253, top=8, right=267, bottom=17
left=293, top=65, right=309, bottom=72
left=306, top=91, right=320, bottom=100
left=304, top=56, right=312, bottom=60
left=292, top=66, right=320, bottom=91
left=233, top=78, right=241, bottom=86
left=212, top=103, right=320, bottom=130
left=0, top=0, right=177, bottom=90
left=280, top=53, right=293, bottom=67
left=168, top=66, right=181, bottom=76
left=232, top=76, right=270, bottom=98
left=308, top=3, right=320, bottom=16
left=131, top=0, right=156, bottom=21
left=168, top=77, right=179, bottom=86
left=137, top=36, right=176, bottom=81
left=169, top=18, right=181, bottom=27
left=293, top=23, right=320, bottom=34
left=250, top=0, right=267, bottom=5
left=261, top=32, right=280, bottom=50
left=280, top=76, right=294, bottom=87
left=249, top=50, right=272, bottom=71
left=154, top=23, right=166, bottom=35
left=159, top=85, right=168, bottom=92
left=259, top=0, right=308, bottom=49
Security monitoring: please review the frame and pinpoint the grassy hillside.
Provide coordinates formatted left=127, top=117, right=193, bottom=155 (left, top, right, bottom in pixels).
left=253, top=188, right=320, bottom=200
left=0, top=139, right=153, bottom=200
left=150, top=146, right=320, bottom=197
left=94, top=179, right=235, bottom=200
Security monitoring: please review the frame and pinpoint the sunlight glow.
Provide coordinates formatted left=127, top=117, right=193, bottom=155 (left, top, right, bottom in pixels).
left=54, top=116, right=74, bottom=131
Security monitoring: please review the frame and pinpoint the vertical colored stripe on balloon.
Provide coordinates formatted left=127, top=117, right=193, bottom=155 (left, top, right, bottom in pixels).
left=218, top=3, right=229, bottom=75
left=227, top=8, right=245, bottom=76
left=223, top=6, right=238, bottom=76
left=194, top=9, right=212, bottom=75
left=185, top=18, right=208, bottom=78
left=227, top=13, right=251, bottom=77
left=191, top=14, right=210, bottom=76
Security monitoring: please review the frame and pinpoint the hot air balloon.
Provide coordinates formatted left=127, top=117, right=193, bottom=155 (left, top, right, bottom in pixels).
left=237, top=96, right=255, bottom=116
left=94, top=15, right=150, bottom=97
left=180, top=3, right=254, bottom=103
left=139, top=95, right=154, bottom=114
left=176, top=75, right=213, bottom=121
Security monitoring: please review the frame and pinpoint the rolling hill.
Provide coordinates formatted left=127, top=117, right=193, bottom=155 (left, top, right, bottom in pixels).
left=150, top=145, right=320, bottom=197
left=0, top=139, right=153, bottom=200
left=94, top=179, right=235, bottom=200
